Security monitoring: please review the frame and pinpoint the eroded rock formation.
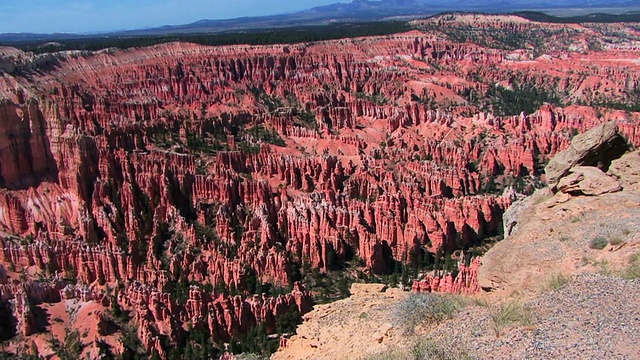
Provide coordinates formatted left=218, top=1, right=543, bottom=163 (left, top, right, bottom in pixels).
left=1, top=13, right=640, bottom=357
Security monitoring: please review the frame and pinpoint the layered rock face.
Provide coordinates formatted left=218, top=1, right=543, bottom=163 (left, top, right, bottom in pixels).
left=1, top=13, right=640, bottom=357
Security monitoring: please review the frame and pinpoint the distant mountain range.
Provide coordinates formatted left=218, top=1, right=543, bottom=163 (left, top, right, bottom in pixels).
left=2, top=0, right=640, bottom=44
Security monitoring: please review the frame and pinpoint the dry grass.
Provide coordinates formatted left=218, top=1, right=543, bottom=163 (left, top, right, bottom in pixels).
left=471, top=297, right=491, bottom=307
left=607, top=236, right=625, bottom=246
left=359, top=340, right=473, bottom=360
left=621, top=253, right=640, bottom=280
left=541, top=273, right=570, bottom=293
left=490, top=301, right=534, bottom=338
left=596, top=260, right=613, bottom=276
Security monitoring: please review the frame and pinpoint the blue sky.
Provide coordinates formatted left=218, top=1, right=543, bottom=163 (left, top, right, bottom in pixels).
left=0, top=0, right=349, bottom=34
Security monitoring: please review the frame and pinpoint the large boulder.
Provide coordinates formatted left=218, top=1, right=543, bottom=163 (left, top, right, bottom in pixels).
left=545, top=122, right=628, bottom=190
left=556, top=166, right=622, bottom=196
left=609, top=150, right=640, bottom=190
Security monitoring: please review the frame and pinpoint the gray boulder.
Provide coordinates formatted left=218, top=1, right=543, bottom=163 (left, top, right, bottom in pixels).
left=545, top=122, right=628, bottom=190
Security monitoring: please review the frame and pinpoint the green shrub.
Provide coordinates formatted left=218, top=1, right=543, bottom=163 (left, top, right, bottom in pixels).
left=48, top=330, right=84, bottom=360
left=589, top=236, right=608, bottom=250
left=392, top=293, right=467, bottom=335
left=229, top=324, right=278, bottom=358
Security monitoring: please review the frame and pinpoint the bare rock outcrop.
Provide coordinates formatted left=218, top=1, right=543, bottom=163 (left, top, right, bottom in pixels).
left=502, top=188, right=547, bottom=238
left=480, top=126, right=639, bottom=293
left=609, top=150, right=640, bottom=190
left=557, top=166, right=622, bottom=196
left=545, top=122, right=628, bottom=189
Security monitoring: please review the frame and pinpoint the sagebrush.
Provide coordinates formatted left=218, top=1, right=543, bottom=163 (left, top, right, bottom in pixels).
left=392, top=293, right=467, bottom=335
